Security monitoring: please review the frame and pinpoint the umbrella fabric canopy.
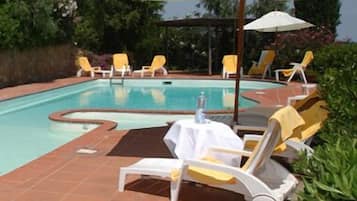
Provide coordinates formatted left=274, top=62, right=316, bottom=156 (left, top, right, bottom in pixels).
left=244, top=11, right=314, bottom=32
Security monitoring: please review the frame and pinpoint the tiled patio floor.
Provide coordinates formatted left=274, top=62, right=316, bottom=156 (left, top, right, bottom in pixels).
left=0, top=74, right=308, bottom=201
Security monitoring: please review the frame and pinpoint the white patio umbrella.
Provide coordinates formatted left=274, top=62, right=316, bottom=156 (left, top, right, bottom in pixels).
left=244, top=11, right=314, bottom=32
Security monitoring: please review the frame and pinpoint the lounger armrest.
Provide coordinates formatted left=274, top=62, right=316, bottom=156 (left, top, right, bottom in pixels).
left=183, top=159, right=250, bottom=180
left=285, top=140, right=314, bottom=156
left=289, top=62, right=303, bottom=69
left=274, top=69, right=283, bottom=72
left=183, top=159, right=280, bottom=196
left=289, top=62, right=300, bottom=66
left=233, top=125, right=267, bottom=133
left=243, top=134, right=262, bottom=143
left=207, top=146, right=252, bottom=157
left=92, top=66, right=102, bottom=71
left=184, top=159, right=245, bottom=175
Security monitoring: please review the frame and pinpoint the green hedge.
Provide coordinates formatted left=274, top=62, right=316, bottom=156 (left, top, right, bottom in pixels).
left=295, top=136, right=357, bottom=200
left=313, top=43, right=357, bottom=74
left=315, top=44, right=357, bottom=139
left=0, top=44, right=77, bottom=88
left=294, top=43, right=357, bottom=200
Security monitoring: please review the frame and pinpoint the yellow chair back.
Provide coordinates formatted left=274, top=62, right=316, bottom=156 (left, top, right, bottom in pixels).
left=248, top=50, right=275, bottom=75
left=150, top=55, right=166, bottom=72
left=261, top=50, right=275, bottom=68
left=222, top=55, right=237, bottom=73
left=113, top=53, right=129, bottom=70
left=301, top=51, right=314, bottom=68
left=78, top=57, right=93, bottom=72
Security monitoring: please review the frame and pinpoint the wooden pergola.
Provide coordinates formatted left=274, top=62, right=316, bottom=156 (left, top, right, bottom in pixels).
left=157, top=18, right=238, bottom=75
left=158, top=1, right=248, bottom=122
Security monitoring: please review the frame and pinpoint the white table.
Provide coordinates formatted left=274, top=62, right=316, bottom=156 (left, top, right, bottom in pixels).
left=163, top=119, right=243, bottom=166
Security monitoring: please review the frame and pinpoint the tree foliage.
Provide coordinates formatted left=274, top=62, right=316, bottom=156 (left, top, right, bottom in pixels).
left=247, top=0, right=288, bottom=18
left=73, top=0, right=164, bottom=65
left=294, top=44, right=357, bottom=201
left=197, top=0, right=236, bottom=17
left=0, top=0, right=61, bottom=49
left=295, top=0, right=341, bottom=35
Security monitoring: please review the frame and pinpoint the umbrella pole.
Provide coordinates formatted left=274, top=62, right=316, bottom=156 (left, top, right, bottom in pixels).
left=233, top=0, right=246, bottom=123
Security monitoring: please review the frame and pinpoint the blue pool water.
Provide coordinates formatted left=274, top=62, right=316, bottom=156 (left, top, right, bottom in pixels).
left=0, top=79, right=282, bottom=175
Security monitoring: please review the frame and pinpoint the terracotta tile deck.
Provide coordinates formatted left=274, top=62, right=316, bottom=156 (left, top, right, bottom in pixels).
left=0, top=74, right=310, bottom=201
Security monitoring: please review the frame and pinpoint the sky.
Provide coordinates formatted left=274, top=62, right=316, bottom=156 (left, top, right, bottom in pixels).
left=162, top=0, right=357, bottom=42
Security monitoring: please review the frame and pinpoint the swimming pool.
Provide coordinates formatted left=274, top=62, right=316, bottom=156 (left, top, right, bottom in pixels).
left=0, top=79, right=282, bottom=175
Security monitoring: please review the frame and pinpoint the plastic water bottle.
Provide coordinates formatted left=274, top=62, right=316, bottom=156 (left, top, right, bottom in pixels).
left=195, top=91, right=207, bottom=123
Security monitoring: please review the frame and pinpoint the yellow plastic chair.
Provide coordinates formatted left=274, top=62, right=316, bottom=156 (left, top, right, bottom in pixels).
left=112, top=53, right=131, bottom=77
left=134, top=55, right=167, bottom=77
left=247, top=50, right=276, bottom=79
left=76, top=56, right=110, bottom=78
left=222, top=55, right=237, bottom=79
left=275, top=51, right=314, bottom=84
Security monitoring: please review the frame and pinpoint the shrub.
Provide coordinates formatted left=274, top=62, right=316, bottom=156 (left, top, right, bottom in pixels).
left=269, top=26, right=335, bottom=67
left=294, top=136, right=357, bottom=201
left=313, top=43, right=357, bottom=74
left=294, top=43, right=357, bottom=201
left=316, top=44, right=357, bottom=139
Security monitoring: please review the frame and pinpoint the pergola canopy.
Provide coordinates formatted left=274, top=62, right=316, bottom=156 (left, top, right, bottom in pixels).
left=157, top=17, right=253, bottom=75
left=157, top=17, right=237, bottom=27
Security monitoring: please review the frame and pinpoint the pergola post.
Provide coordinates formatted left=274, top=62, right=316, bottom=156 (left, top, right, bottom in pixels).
left=208, top=24, right=212, bottom=75
left=165, top=26, right=169, bottom=66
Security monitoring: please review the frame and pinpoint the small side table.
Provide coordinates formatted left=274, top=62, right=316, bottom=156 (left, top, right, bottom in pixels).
left=163, top=119, right=243, bottom=166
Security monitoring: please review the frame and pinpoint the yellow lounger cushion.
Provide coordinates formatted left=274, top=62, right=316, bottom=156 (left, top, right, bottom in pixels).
left=247, top=63, right=262, bottom=75
left=187, top=157, right=236, bottom=185
left=282, top=69, right=294, bottom=77
left=222, top=55, right=237, bottom=73
left=290, top=100, right=328, bottom=141
left=248, top=50, right=275, bottom=75
left=170, top=168, right=181, bottom=182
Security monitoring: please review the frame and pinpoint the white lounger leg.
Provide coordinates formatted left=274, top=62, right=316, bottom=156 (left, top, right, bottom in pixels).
left=118, top=158, right=184, bottom=201
left=300, top=70, right=308, bottom=84
left=286, top=69, right=297, bottom=83
left=76, top=69, right=83, bottom=77
left=118, top=169, right=127, bottom=192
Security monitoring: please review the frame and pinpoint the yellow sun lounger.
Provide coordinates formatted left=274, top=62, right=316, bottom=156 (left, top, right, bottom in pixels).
left=275, top=51, right=314, bottom=84
left=247, top=50, right=275, bottom=79
left=76, top=56, right=111, bottom=78
left=241, top=91, right=328, bottom=162
left=134, top=55, right=168, bottom=77
left=112, top=53, right=131, bottom=77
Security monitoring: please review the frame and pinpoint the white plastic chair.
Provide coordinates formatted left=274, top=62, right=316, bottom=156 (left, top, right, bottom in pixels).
left=133, top=55, right=168, bottom=77
left=118, top=106, right=302, bottom=201
left=76, top=56, right=112, bottom=78
left=275, top=51, right=314, bottom=84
